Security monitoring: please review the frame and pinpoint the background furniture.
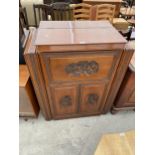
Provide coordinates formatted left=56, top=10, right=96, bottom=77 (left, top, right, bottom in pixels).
left=95, top=4, right=115, bottom=23
left=21, top=0, right=43, bottom=26
left=94, top=130, right=135, bottom=155
left=19, top=39, right=26, bottom=64
left=33, top=3, right=72, bottom=27
left=19, top=7, right=30, bottom=64
left=83, top=0, right=122, bottom=17
left=113, top=18, right=129, bottom=30
left=112, top=16, right=135, bottom=41
left=19, top=7, right=29, bottom=30
left=72, top=3, right=92, bottom=20
left=33, top=4, right=50, bottom=27
left=19, top=65, right=40, bottom=117
left=51, top=2, right=72, bottom=20
left=24, top=21, right=134, bottom=120
left=44, top=0, right=82, bottom=4
left=111, top=42, right=135, bottom=113
left=120, top=6, right=135, bottom=19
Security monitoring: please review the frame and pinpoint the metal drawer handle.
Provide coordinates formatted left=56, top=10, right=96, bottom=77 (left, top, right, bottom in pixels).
left=65, top=61, right=99, bottom=76
left=87, top=94, right=99, bottom=104
left=60, top=96, right=72, bottom=107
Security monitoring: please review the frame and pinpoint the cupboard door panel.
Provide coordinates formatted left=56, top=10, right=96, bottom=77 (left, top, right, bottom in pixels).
left=80, top=83, right=106, bottom=113
left=51, top=85, right=78, bottom=116
left=40, top=51, right=120, bottom=84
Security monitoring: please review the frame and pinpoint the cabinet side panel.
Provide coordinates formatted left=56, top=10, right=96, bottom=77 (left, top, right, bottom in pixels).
left=114, top=69, right=135, bottom=108
left=24, top=29, right=52, bottom=120
left=24, top=54, right=52, bottom=120
left=103, top=44, right=134, bottom=113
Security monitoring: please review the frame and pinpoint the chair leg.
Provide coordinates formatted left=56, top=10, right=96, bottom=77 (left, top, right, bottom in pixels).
left=127, top=27, right=132, bottom=41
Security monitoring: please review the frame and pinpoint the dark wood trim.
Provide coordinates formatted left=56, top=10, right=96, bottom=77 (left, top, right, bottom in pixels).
left=24, top=29, right=52, bottom=120
left=37, top=43, right=126, bottom=52
left=103, top=42, right=134, bottom=113
left=111, top=106, right=135, bottom=114
left=50, top=111, right=101, bottom=120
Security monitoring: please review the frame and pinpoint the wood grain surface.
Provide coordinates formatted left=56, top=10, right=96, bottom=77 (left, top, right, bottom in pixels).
left=94, top=130, right=135, bottom=155
left=19, top=65, right=40, bottom=117
left=19, top=65, right=29, bottom=87
left=24, top=21, right=131, bottom=120
left=35, top=21, right=126, bottom=46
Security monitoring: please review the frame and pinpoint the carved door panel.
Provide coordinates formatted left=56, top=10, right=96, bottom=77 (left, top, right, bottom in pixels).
left=39, top=51, right=120, bottom=84
left=80, top=83, right=106, bottom=113
left=51, top=84, right=78, bottom=117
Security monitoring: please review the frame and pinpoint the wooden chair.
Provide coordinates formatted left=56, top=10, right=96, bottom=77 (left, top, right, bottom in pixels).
left=19, top=7, right=29, bottom=30
left=33, top=4, right=51, bottom=27
left=120, top=0, right=135, bottom=20
left=43, top=0, right=82, bottom=4
left=120, top=7, right=135, bottom=19
left=51, top=2, right=72, bottom=20
left=95, top=4, right=115, bottom=23
left=19, top=6, right=30, bottom=55
left=72, top=3, right=92, bottom=20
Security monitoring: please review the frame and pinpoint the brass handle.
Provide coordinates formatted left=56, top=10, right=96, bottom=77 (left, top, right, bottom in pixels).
left=60, top=96, right=72, bottom=107
left=87, top=94, right=99, bottom=104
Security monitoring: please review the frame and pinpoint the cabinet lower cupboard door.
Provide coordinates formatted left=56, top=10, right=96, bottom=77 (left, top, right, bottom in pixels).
left=51, top=85, right=78, bottom=117
left=80, top=83, right=106, bottom=113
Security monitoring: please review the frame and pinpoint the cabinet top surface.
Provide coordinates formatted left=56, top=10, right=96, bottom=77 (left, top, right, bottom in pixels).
left=35, top=21, right=127, bottom=46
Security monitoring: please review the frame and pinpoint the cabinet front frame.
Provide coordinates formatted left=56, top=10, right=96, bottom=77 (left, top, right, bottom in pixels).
left=38, top=50, right=123, bottom=118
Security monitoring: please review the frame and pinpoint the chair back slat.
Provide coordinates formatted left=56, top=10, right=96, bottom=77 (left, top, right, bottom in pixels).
left=95, top=4, right=115, bottom=23
left=51, top=2, right=72, bottom=21
left=19, top=7, right=29, bottom=29
left=38, top=8, right=41, bottom=22
left=72, top=3, right=92, bottom=20
left=33, top=4, right=51, bottom=27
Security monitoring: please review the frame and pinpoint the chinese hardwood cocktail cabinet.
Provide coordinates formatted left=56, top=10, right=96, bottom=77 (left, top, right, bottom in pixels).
left=24, top=21, right=133, bottom=120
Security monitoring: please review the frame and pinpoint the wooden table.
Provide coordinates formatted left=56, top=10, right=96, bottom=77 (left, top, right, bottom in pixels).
left=94, top=130, right=135, bottom=155
left=24, top=21, right=134, bottom=120
left=83, top=0, right=122, bottom=17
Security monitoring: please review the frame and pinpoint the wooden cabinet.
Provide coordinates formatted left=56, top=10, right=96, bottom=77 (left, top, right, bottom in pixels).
left=24, top=21, right=134, bottom=120
left=112, top=52, right=135, bottom=113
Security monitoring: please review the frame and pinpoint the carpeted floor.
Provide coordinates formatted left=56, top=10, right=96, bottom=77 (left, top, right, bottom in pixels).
left=19, top=111, right=135, bottom=155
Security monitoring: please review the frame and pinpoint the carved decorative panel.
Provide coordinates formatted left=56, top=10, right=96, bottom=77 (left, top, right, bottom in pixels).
left=60, top=95, right=72, bottom=107
left=87, top=94, right=99, bottom=104
left=65, top=61, right=99, bottom=76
